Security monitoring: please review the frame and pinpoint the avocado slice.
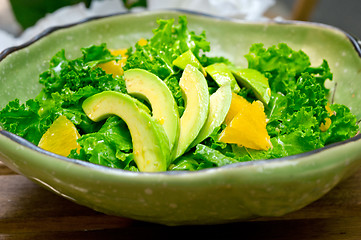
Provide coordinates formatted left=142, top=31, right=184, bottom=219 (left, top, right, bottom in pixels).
left=173, top=49, right=207, bottom=76
left=205, top=63, right=240, bottom=93
left=232, top=68, right=271, bottom=105
left=82, top=91, right=170, bottom=172
left=174, top=64, right=209, bottom=159
left=124, top=68, right=179, bottom=151
left=190, top=84, right=232, bottom=148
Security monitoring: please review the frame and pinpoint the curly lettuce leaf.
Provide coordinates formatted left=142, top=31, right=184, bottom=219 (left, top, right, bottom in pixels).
left=39, top=44, right=124, bottom=95
left=169, top=143, right=240, bottom=171
left=163, top=73, right=185, bottom=115
left=0, top=99, right=53, bottom=145
left=0, top=44, right=125, bottom=144
left=168, top=153, right=200, bottom=171
left=231, top=128, right=324, bottom=161
left=245, top=43, right=311, bottom=93
left=285, top=73, right=329, bottom=122
left=193, top=144, right=239, bottom=168
left=321, top=104, right=359, bottom=144
left=72, top=116, right=136, bottom=170
left=305, top=60, right=333, bottom=93
left=266, top=73, right=328, bottom=138
left=150, top=16, right=210, bottom=59
left=123, top=16, right=210, bottom=80
left=270, top=129, right=324, bottom=156
left=37, top=44, right=127, bottom=133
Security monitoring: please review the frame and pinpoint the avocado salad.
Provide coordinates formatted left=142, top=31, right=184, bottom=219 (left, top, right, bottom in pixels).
left=0, top=16, right=359, bottom=172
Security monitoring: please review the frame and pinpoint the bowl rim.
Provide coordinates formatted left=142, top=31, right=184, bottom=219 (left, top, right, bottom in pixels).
left=1, top=9, right=361, bottom=59
left=0, top=9, right=360, bottom=176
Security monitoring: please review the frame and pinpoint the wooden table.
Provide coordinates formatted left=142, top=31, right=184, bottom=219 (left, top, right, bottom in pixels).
left=1, top=161, right=361, bottom=239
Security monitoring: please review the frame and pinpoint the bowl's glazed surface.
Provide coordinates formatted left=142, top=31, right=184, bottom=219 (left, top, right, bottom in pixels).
left=0, top=10, right=361, bottom=225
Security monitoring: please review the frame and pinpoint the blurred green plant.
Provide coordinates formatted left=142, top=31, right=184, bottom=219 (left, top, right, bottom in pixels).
left=9, top=0, right=147, bottom=30
left=9, top=0, right=92, bottom=29
left=122, top=0, right=146, bottom=9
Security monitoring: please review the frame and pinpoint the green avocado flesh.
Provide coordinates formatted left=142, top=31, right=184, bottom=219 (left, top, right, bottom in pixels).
left=190, top=84, right=232, bottom=148
left=172, top=49, right=207, bottom=76
left=174, top=64, right=210, bottom=159
left=205, top=63, right=240, bottom=93
left=232, top=68, right=271, bottom=105
left=82, top=91, right=170, bottom=172
left=124, top=68, right=179, bottom=151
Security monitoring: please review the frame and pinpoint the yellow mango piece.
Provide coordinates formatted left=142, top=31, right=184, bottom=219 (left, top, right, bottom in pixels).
left=98, top=49, right=128, bottom=76
left=219, top=94, right=271, bottom=150
left=38, top=115, right=81, bottom=157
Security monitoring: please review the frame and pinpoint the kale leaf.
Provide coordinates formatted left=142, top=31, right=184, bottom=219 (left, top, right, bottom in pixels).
left=70, top=116, right=136, bottom=170
left=123, top=16, right=210, bottom=84
left=0, top=44, right=125, bottom=144
left=0, top=99, right=53, bottom=145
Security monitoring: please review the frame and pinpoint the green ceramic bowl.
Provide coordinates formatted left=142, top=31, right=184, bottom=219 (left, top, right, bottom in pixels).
left=0, top=10, right=361, bottom=226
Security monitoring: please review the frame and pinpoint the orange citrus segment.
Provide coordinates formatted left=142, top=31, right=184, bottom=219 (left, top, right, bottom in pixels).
left=137, top=38, right=148, bottom=46
left=320, top=103, right=334, bottom=132
left=98, top=48, right=128, bottom=76
left=320, top=118, right=332, bottom=132
left=219, top=94, right=271, bottom=150
left=224, top=93, right=250, bottom=125
left=110, top=49, right=128, bottom=56
left=38, top=115, right=81, bottom=157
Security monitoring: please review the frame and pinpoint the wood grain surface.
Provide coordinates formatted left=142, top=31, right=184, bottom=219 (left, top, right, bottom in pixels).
left=1, top=160, right=361, bottom=240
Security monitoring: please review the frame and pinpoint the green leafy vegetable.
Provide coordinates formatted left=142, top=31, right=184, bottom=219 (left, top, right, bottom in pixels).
left=245, top=43, right=310, bottom=93
left=39, top=44, right=124, bottom=95
left=0, top=99, right=52, bottom=145
left=194, top=144, right=239, bottom=167
left=0, top=44, right=125, bottom=144
left=0, top=16, right=359, bottom=172
left=321, top=104, right=359, bottom=144
left=70, top=116, right=136, bottom=170
left=123, top=16, right=211, bottom=94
